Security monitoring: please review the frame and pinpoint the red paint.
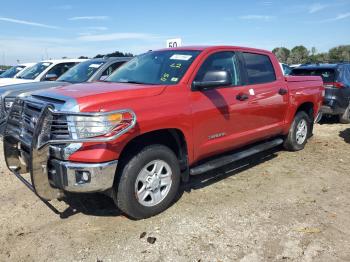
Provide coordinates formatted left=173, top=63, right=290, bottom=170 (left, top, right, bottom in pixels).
left=49, top=46, right=324, bottom=166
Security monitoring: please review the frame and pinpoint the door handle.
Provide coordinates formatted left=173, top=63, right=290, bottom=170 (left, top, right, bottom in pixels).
left=278, top=88, right=288, bottom=95
left=236, top=93, right=249, bottom=101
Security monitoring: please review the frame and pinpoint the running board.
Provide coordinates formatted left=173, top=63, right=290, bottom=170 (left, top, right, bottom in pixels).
left=190, top=138, right=283, bottom=176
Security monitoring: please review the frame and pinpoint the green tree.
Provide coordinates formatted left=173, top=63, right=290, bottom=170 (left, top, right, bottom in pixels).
left=287, top=45, right=309, bottom=64
left=272, top=47, right=290, bottom=63
left=328, top=45, right=350, bottom=62
left=78, top=56, right=89, bottom=59
left=94, top=51, right=134, bottom=58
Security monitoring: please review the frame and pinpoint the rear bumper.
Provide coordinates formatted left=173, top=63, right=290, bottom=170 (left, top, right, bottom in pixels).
left=49, top=159, right=118, bottom=193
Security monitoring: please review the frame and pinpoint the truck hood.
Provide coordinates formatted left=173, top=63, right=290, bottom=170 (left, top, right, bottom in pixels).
left=33, top=82, right=167, bottom=111
left=0, top=81, right=70, bottom=98
left=0, top=78, right=36, bottom=87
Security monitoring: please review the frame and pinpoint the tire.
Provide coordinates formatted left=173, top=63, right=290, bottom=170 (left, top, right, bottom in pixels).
left=283, top=111, right=311, bottom=151
left=113, top=144, right=181, bottom=219
left=339, top=104, right=350, bottom=124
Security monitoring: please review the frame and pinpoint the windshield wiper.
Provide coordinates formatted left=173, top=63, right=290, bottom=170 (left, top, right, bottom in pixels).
left=115, top=80, right=155, bottom=85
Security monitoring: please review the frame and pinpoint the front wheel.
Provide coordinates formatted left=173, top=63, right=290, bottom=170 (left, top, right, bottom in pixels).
left=113, top=144, right=181, bottom=219
left=283, top=111, right=311, bottom=151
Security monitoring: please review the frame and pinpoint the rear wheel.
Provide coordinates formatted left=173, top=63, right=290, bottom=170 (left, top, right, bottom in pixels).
left=283, top=111, right=311, bottom=151
left=113, top=144, right=181, bottom=219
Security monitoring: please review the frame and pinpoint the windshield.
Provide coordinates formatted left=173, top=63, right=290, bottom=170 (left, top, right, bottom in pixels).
left=0, top=65, right=25, bottom=78
left=291, top=68, right=335, bottom=82
left=57, top=60, right=105, bottom=83
left=106, top=50, right=201, bottom=85
left=282, top=64, right=292, bottom=75
left=18, top=62, right=52, bottom=80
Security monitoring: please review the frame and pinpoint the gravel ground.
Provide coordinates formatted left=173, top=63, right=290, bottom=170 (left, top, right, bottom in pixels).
left=0, top=122, right=350, bottom=262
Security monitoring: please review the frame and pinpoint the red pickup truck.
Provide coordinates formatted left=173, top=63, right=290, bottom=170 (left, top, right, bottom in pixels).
left=3, top=46, right=324, bottom=219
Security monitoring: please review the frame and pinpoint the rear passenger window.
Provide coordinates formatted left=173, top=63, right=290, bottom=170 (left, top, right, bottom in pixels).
left=242, top=53, right=276, bottom=85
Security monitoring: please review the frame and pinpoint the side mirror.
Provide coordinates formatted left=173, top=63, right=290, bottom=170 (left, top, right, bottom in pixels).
left=44, top=73, right=58, bottom=81
left=192, top=70, right=232, bottom=90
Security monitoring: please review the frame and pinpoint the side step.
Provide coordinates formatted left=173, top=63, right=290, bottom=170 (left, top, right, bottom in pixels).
left=190, top=138, right=283, bottom=175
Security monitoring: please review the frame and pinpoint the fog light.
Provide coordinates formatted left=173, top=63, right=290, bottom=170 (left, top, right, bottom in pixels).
left=76, top=170, right=91, bottom=184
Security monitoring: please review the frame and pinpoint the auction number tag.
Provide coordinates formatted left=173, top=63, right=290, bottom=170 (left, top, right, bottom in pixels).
left=170, top=54, right=192, bottom=61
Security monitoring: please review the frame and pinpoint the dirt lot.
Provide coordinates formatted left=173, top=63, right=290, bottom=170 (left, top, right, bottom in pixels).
left=0, top=122, right=350, bottom=262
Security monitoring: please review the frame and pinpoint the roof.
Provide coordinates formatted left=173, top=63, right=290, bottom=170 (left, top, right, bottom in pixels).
left=19, top=63, right=36, bottom=67
left=297, top=63, right=350, bottom=70
left=157, top=45, right=272, bottom=54
left=39, top=58, right=88, bottom=63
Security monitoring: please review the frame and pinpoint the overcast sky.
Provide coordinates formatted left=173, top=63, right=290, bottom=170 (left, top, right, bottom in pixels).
left=0, top=0, right=349, bottom=64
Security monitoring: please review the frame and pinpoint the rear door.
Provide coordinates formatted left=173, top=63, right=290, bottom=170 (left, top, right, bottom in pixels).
left=233, top=52, right=289, bottom=139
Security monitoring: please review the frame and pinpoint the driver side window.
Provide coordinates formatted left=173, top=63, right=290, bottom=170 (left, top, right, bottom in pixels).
left=194, top=51, right=241, bottom=86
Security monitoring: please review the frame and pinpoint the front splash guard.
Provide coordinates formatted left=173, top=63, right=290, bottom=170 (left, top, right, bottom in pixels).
left=4, top=104, right=62, bottom=200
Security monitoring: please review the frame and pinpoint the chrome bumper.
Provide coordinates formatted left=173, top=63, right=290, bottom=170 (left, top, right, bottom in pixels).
left=50, top=159, right=118, bottom=193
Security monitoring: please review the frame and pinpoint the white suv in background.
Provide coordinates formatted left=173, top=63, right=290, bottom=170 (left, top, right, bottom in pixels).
left=0, top=59, right=87, bottom=87
left=0, top=63, right=35, bottom=80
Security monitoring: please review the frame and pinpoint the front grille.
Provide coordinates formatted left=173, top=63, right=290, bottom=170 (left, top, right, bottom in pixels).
left=50, top=115, right=70, bottom=140
left=6, top=98, right=72, bottom=145
left=6, top=99, right=44, bottom=147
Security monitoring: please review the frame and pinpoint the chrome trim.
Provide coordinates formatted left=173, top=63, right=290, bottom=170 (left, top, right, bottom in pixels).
left=51, top=159, right=118, bottom=193
left=49, top=143, right=83, bottom=160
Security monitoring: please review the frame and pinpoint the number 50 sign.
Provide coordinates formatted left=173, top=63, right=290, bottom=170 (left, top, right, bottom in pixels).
left=166, top=38, right=182, bottom=48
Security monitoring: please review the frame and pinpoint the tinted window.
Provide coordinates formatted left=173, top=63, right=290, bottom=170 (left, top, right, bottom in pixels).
left=58, top=60, right=106, bottom=83
left=282, top=64, right=292, bottom=75
left=194, top=52, right=241, bottom=86
left=343, top=66, right=350, bottom=85
left=0, top=65, right=25, bottom=78
left=100, top=61, right=125, bottom=80
left=243, top=53, right=276, bottom=84
left=18, top=62, right=52, bottom=80
left=107, top=50, right=201, bottom=85
left=46, top=62, right=76, bottom=79
left=291, top=68, right=335, bottom=83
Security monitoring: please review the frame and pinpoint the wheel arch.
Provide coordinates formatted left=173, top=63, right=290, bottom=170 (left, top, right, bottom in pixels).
left=117, top=128, right=190, bottom=182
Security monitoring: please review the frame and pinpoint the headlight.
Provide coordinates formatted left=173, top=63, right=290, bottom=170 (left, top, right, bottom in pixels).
left=4, top=97, right=15, bottom=112
left=66, top=110, right=136, bottom=140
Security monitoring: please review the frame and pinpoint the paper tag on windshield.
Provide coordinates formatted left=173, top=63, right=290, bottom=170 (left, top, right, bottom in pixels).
left=170, top=54, right=192, bottom=61
left=89, top=63, right=103, bottom=68
left=42, top=62, right=50, bottom=66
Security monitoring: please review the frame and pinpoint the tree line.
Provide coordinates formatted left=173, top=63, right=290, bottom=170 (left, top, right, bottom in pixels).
left=78, top=51, right=134, bottom=59
left=272, top=45, right=350, bottom=65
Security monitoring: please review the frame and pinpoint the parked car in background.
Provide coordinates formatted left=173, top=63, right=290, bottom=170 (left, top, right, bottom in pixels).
left=3, top=46, right=323, bottom=219
left=280, top=63, right=292, bottom=75
left=0, top=57, right=131, bottom=134
left=291, top=63, right=350, bottom=123
left=0, top=63, right=35, bottom=79
left=290, top=64, right=301, bottom=69
left=0, top=59, right=86, bottom=87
